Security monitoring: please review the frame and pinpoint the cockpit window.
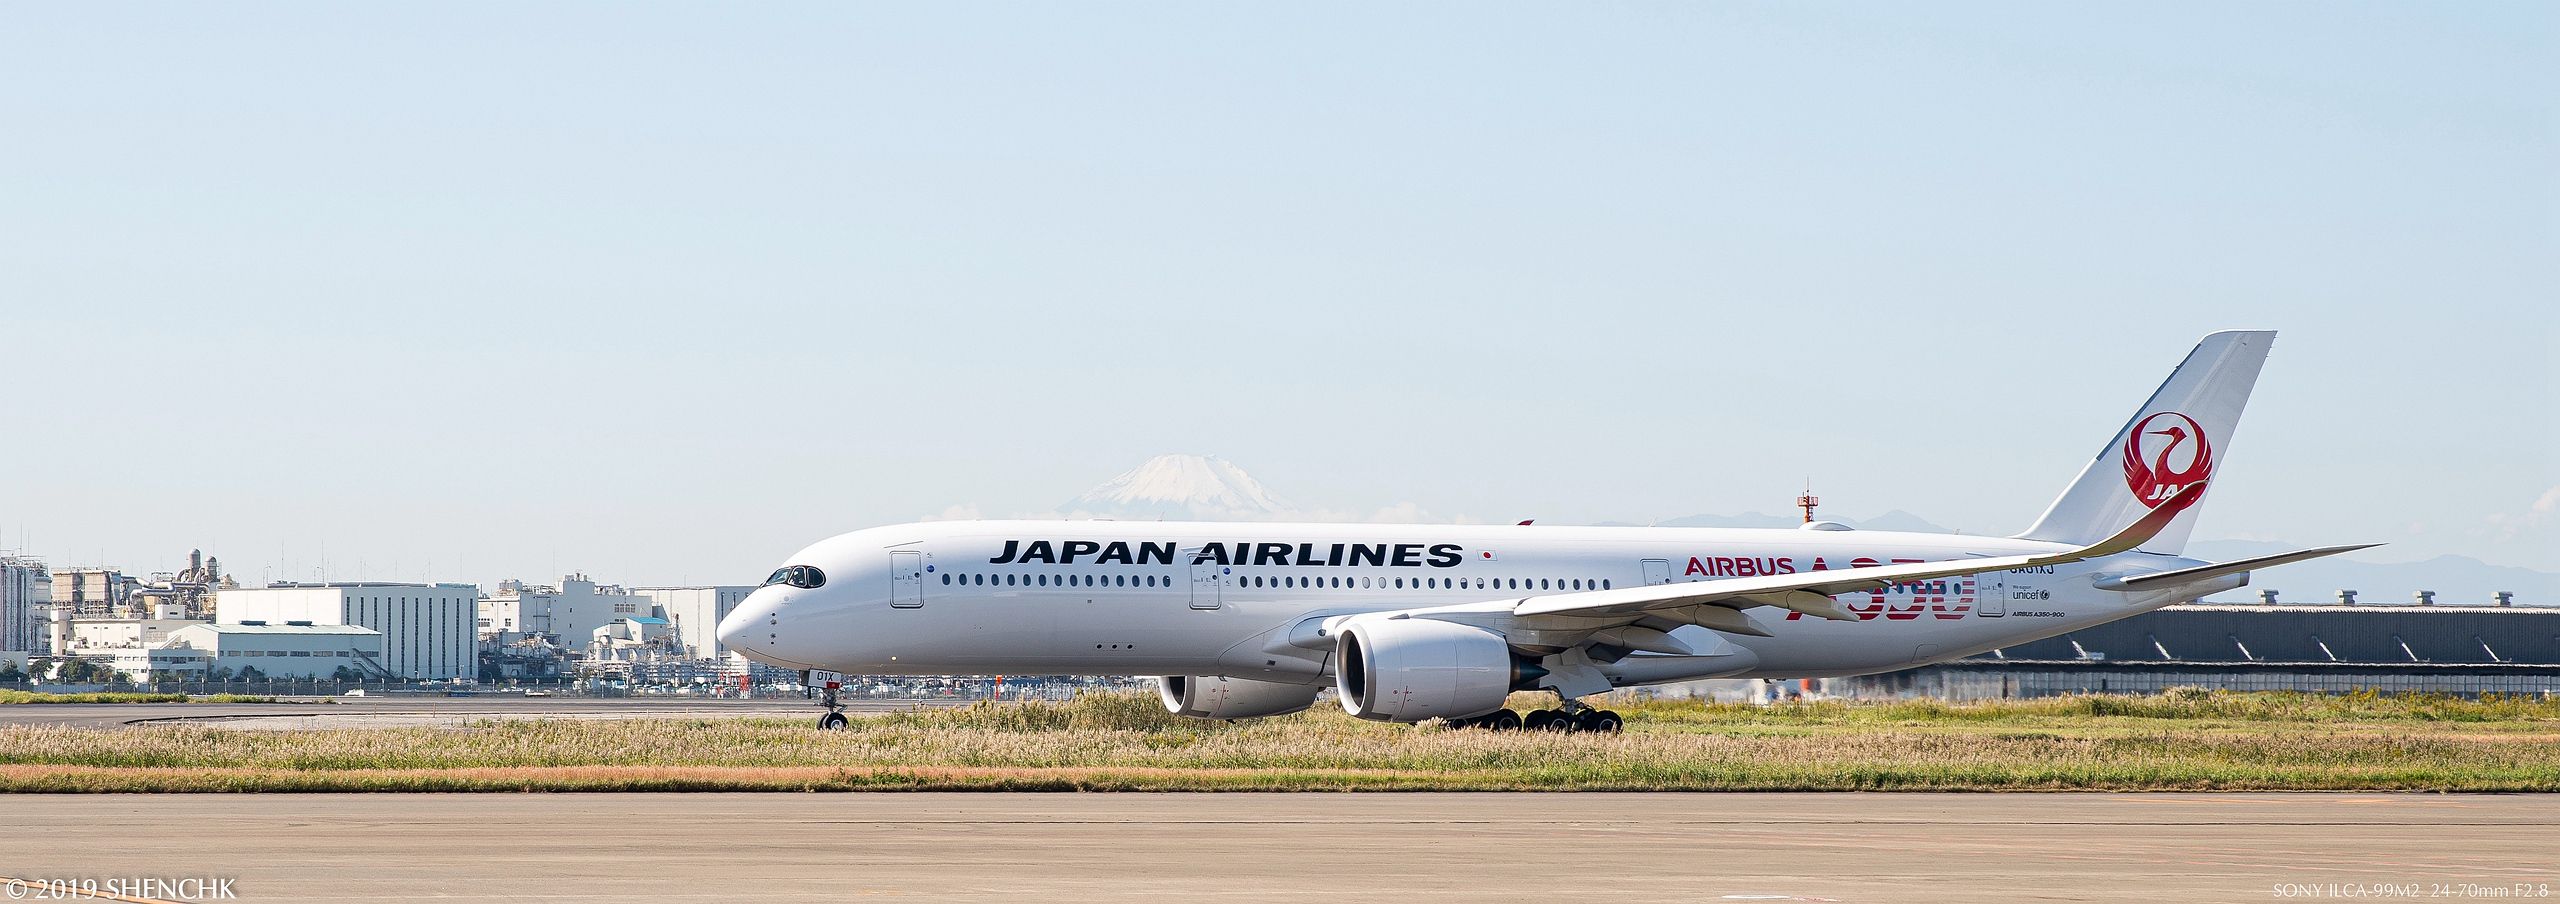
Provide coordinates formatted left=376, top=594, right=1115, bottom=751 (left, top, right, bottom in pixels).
left=762, top=565, right=826, bottom=589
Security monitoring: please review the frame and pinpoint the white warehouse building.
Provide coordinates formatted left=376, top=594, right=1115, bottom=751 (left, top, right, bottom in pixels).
left=633, top=586, right=754, bottom=662
left=164, top=623, right=385, bottom=680
left=218, top=582, right=478, bottom=681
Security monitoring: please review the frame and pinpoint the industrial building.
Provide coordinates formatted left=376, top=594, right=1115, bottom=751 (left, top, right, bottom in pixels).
left=634, top=585, right=754, bottom=662
left=218, top=582, right=479, bottom=680
left=65, top=614, right=204, bottom=653
left=0, top=556, right=48, bottom=654
left=1834, top=602, right=2560, bottom=699
left=165, top=623, right=386, bottom=680
left=49, top=566, right=135, bottom=616
left=478, top=574, right=647, bottom=646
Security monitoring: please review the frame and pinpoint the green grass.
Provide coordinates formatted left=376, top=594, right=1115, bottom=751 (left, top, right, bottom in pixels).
left=0, top=690, right=275, bottom=705
left=0, top=689, right=2552, bottom=792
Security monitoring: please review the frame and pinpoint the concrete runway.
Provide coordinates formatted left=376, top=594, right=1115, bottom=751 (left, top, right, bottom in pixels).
left=3, top=793, right=2551, bottom=903
left=0, top=696, right=941, bottom=729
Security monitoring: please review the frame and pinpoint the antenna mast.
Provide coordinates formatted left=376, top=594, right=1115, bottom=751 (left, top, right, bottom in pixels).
left=1796, top=481, right=1820, bottom=524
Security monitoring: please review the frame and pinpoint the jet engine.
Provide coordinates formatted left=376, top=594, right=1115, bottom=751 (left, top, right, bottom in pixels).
left=1156, top=675, right=1322, bottom=720
left=1334, top=616, right=1539, bottom=723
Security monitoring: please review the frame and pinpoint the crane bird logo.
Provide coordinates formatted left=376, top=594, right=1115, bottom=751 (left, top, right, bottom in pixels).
left=2122, top=411, right=2212, bottom=512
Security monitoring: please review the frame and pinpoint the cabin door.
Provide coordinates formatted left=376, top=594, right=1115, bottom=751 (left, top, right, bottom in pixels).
left=890, top=551, right=924, bottom=608
left=1186, top=552, right=1223, bottom=610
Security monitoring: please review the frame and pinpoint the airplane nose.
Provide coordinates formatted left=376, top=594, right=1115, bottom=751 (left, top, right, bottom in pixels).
left=718, top=589, right=780, bottom=658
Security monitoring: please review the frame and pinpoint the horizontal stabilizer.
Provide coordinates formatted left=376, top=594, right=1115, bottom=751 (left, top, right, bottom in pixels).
left=2093, top=543, right=2381, bottom=591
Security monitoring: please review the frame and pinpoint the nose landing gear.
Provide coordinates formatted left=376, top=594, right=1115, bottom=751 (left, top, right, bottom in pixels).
left=807, top=670, right=849, bottom=731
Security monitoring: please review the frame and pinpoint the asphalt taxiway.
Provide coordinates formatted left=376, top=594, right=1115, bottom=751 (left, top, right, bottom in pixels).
left=4, top=793, right=2550, bottom=903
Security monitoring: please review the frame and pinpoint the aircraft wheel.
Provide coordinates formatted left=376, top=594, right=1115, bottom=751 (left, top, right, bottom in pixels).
left=1523, top=709, right=1566, bottom=732
left=818, top=711, right=848, bottom=731
left=1585, top=710, right=1624, bottom=733
left=1487, top=709, right=1522, bottom=731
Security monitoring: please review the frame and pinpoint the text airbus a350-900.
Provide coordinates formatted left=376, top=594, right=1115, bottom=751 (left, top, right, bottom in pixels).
left=719, top=330, right=2369, bottom=732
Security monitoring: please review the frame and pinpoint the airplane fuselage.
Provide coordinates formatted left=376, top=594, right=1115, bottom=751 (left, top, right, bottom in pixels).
left=723, top=519, right=2237, bottom=688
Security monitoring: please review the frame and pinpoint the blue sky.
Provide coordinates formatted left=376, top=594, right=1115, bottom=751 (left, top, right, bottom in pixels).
left=3, top=3, right=2552, bottom=587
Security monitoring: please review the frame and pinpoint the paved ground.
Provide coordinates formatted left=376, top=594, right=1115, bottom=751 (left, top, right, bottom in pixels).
left=2, top=793, right=2551, bottom=903
left=0, top=696, right=946, bottom=729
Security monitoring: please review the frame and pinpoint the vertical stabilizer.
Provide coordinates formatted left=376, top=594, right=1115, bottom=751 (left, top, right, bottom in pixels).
left=2015, top=330, right=2275, bottom=554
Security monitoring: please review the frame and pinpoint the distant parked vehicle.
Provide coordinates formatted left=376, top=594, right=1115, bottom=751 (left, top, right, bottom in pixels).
left=524, top=690, right=551, bottom=697
left=341, top=689, right=366, bottom=697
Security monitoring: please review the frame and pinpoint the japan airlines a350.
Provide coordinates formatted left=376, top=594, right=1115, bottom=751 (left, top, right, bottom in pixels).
left=720, top=330, right=2371, bottom=731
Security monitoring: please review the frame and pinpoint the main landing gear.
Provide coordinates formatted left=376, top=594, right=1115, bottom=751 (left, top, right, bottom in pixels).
left=1447, top=702, right=1623, bottom=733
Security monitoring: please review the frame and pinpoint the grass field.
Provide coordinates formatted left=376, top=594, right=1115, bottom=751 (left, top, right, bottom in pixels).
left=0, top=690, right=273, bottom=705
left=0, top=689, right=2553, bottom=792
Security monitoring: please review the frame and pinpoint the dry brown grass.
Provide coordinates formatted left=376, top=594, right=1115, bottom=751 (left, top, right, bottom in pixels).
left=0, top=690, right=2552, bottom=792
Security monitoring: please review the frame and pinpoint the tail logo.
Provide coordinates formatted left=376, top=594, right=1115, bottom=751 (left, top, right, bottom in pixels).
left=2123, top=411, right=2212, bottom=512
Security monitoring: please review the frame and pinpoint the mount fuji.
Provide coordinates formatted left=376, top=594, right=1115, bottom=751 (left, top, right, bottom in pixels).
left=1060, top=454, right=1295, bottom=520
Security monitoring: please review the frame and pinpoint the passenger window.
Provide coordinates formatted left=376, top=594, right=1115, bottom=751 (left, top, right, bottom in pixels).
left=1603, top=579, right=1611, bottom=589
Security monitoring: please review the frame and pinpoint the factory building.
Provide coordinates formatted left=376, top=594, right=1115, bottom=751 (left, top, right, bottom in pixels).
left=49, top=567, right=135, bottom=616
left=93, top=646, right=209, bottom=682
left=0, top=557, right=49, bottom=654
left=478, top=575, right=647, bottom=647
left=65, top=616, right=206, bottom=653
left=633, top=585, right=754, bottom=662
left=163, top=623, right=386, bottom=680
left=218, top=582, right=478, bottom=681
left=1835, top=603, right=2560, bottom=699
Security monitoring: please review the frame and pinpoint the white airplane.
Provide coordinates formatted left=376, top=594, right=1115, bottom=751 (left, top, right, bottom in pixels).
left=720, top=330, right=2372, bottom=731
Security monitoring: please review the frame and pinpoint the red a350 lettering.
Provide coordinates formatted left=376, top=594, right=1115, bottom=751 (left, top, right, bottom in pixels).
left=1771, top=555, right=1975, bottom=622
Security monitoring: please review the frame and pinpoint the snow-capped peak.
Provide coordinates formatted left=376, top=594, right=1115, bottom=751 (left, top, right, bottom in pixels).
left=1061, top=454, right=1293, bottom=520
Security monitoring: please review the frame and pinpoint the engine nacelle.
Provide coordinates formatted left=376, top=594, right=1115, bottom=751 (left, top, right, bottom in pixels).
left=1156, top=675, right=1322, bottom=720
left=1334, top=616, right=1526, bottom=723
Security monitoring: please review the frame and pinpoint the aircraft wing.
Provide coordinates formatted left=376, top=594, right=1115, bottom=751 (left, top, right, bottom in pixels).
left=1511, top=483, right=2202, bottom=621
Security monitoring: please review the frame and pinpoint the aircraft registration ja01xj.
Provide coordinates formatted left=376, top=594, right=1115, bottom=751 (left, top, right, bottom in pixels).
left=719, top=330, right=2373, bottom=732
